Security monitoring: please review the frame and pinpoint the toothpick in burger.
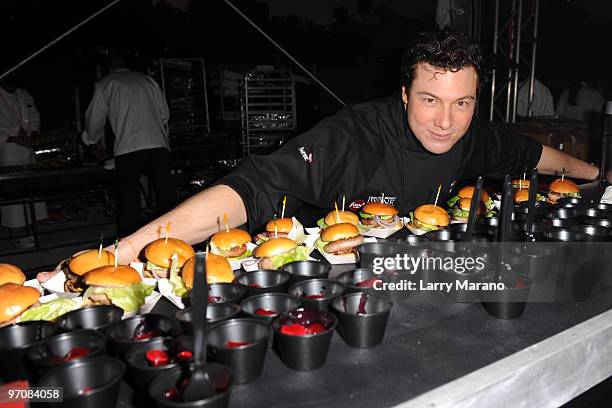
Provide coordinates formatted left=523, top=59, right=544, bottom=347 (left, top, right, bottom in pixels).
left=315, top=223, right=364, bottom=256
left=407, top=204, right=450, bottom=234
left=359, top=202, right=402, bottom=229
left=82, top=265, right=155, bottom=313
left=547, top=178, right=580, bottom=203
left=253, top=237, right=310, bottom=270
left=144, top=238, right=195, bottom=279
left=254, top=217, right=306, bottom=244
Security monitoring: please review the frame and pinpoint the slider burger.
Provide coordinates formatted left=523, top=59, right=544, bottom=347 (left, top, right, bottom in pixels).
left=514, top=189, right=546, bottom=204
left=63, top=249, right=115, bottom=294
left=318, top=210, right=360, bottom=229
left=182, top=254, right=234, bottom=286
left=144, top=238, right=195, bottom=279
left=408, top=204, right=450, bottom=233
left=448, top=197, right=487, bottom=222
left=82, top=265, right=154, bottom=313
left=210, top=229, right=252, bottom=260
left=359, top=202, right=402, bottom=229
left=0, top=263, right=26, bottom=286
left=253, top=237, right=309, bottom=270
left=318, top=223, right=364, bottom=255
left=254, top=218, right=293, bottom=243
left=0, top=283, right=40, bottom=327
left=447, top=186, right=495, bottom=212
left=547, top=178, right=580, bottom=203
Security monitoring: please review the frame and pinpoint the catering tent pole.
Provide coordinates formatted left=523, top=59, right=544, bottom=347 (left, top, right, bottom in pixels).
left=510, top=0, right=523, bottom=123
left=526, top=0, right=540, bottom=117
left=221, top=0, right=346, bottom=107
left=0, top=0, right=123, bottom=80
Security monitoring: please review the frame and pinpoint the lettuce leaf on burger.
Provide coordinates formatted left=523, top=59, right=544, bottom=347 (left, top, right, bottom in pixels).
left=82, top=265, right=154, bottom=313
left=253, top=237, right=310, bottom=270
left=447, top=186, right=495, bottom=216
left=144, top=238, right=195, bottom=279
left=20, top=298, right=79, bottom=322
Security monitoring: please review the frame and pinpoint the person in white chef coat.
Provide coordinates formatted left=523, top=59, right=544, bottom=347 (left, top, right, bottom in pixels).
left=0, top=74, right=48, bottom=248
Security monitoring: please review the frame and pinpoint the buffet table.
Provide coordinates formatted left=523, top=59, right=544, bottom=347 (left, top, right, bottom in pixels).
left=115, top=255, right=612, bottom=408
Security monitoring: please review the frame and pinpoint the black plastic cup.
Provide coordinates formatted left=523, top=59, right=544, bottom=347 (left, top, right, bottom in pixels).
left=509, top=243, right=556, bottom=282
left=272, top=309, right=337, bottom=371
left=548, top=217, right=577, bottom=228
left=581, top=208, right=609, bottom=219
left=581, top=217, right=612, bottom=228
left=288, top=279, right=345, bottom=311
left=206, top=283, right=246, bottom=305
left=0, top=320, right=58, bottom=382
left=542, top=229, right=587, bottom=242
left=235, top=269, right=291, bottom=297
left=148, top=362, right=233, bottom=408
left=335, top=268, right=382, bottom=293
left=282, top=260, right=331, bottom=285
left=592, top=203, right=612, bottom=212
left=557, top=196, right=583, bottom=205
left=330, top=293, right=392, bottom=348
left=240, top=293, right=299, bottom=322
left=546, top=208, right=579, bottom=220
left=125, top=336, right=193, bottom=392
left=107, top=314, right=183, bottom=357
left=481, top=277, right=531, bottom=319
left=355, top=242, right=403, bottom=269
left=58, top=305, right=124, bottom=332
left=27, top=330, right=107, bottom=377
left=393, top=234, right=429, bottom=246
left=37, top=356, right=125, bottom=408
left=175, top=304, right=241, bottom=335
left=570, top=225, right=611, bottom=242
left=207, top=318, right=271, bottom=384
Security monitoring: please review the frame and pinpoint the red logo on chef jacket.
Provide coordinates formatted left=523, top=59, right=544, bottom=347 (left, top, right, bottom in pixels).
left=298, top=147, right=313, bottom=163
left=348, top=199, right=365, bottom=211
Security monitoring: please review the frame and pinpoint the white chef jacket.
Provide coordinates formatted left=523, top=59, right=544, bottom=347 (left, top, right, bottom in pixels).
left=516, top=79, right=556, bottom=117
left=0, top=86, right=47, bottom=228
left=84, top=69, right=170, bottom=157
left=556, top=83, right=604, bottom=122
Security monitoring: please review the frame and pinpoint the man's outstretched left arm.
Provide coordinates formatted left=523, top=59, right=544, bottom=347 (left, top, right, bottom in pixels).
left=537, top=145, right=599, bottom=180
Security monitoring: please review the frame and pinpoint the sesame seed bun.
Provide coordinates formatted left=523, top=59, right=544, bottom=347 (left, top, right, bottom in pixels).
left=320, top=223, right=360, bottom=242
left=0, top=264, right=26, bottom=286
left=265, top=218, right=293, bottom=233
left=68, top=250, right=115, bottom=277
left=145, top=238, right=195, bottom=268
left=182, top=254, right=234, bottom=287
left=253, top=237, right=297, bottom=258
left=361, top=202, right=399, bottom=216
left=324, top=210, right=359, bottom=227
left=0, top=283, right=41, bottom=324
left=83, top=265, right=142, bottom=288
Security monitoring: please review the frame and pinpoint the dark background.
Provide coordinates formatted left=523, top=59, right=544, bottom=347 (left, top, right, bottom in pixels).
left=0, top=0, right=610, bottom=133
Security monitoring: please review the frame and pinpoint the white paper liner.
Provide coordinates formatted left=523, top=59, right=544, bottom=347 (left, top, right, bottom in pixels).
left=361, top=221, right=403, bottom=239
left=24, top=278, right=44, bottom=295
left=40, top=271, right=81, bottom=298
left=228, top=242, right=257, bottom=271
left=305, top=227, right=320, bottom=236
left=313, top=234, right=377, bottom=265
left=601, top=186, right=612, bottom=204
left=403, top=218, right=428, bottom=236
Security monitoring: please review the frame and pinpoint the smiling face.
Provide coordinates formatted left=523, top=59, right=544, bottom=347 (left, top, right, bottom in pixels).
left=403, top=63, right=478, bottom=154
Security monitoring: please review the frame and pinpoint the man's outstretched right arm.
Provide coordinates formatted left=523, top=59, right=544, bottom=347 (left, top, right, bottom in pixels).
left=118, top=184, right=247, bottom=263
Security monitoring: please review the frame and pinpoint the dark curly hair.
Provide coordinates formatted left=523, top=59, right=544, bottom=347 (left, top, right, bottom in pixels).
left=402, top=29, right=483, bottom=93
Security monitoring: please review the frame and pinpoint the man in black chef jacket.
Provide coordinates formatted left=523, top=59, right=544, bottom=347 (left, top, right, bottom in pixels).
left=115, top=29, right=599, bottom=262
